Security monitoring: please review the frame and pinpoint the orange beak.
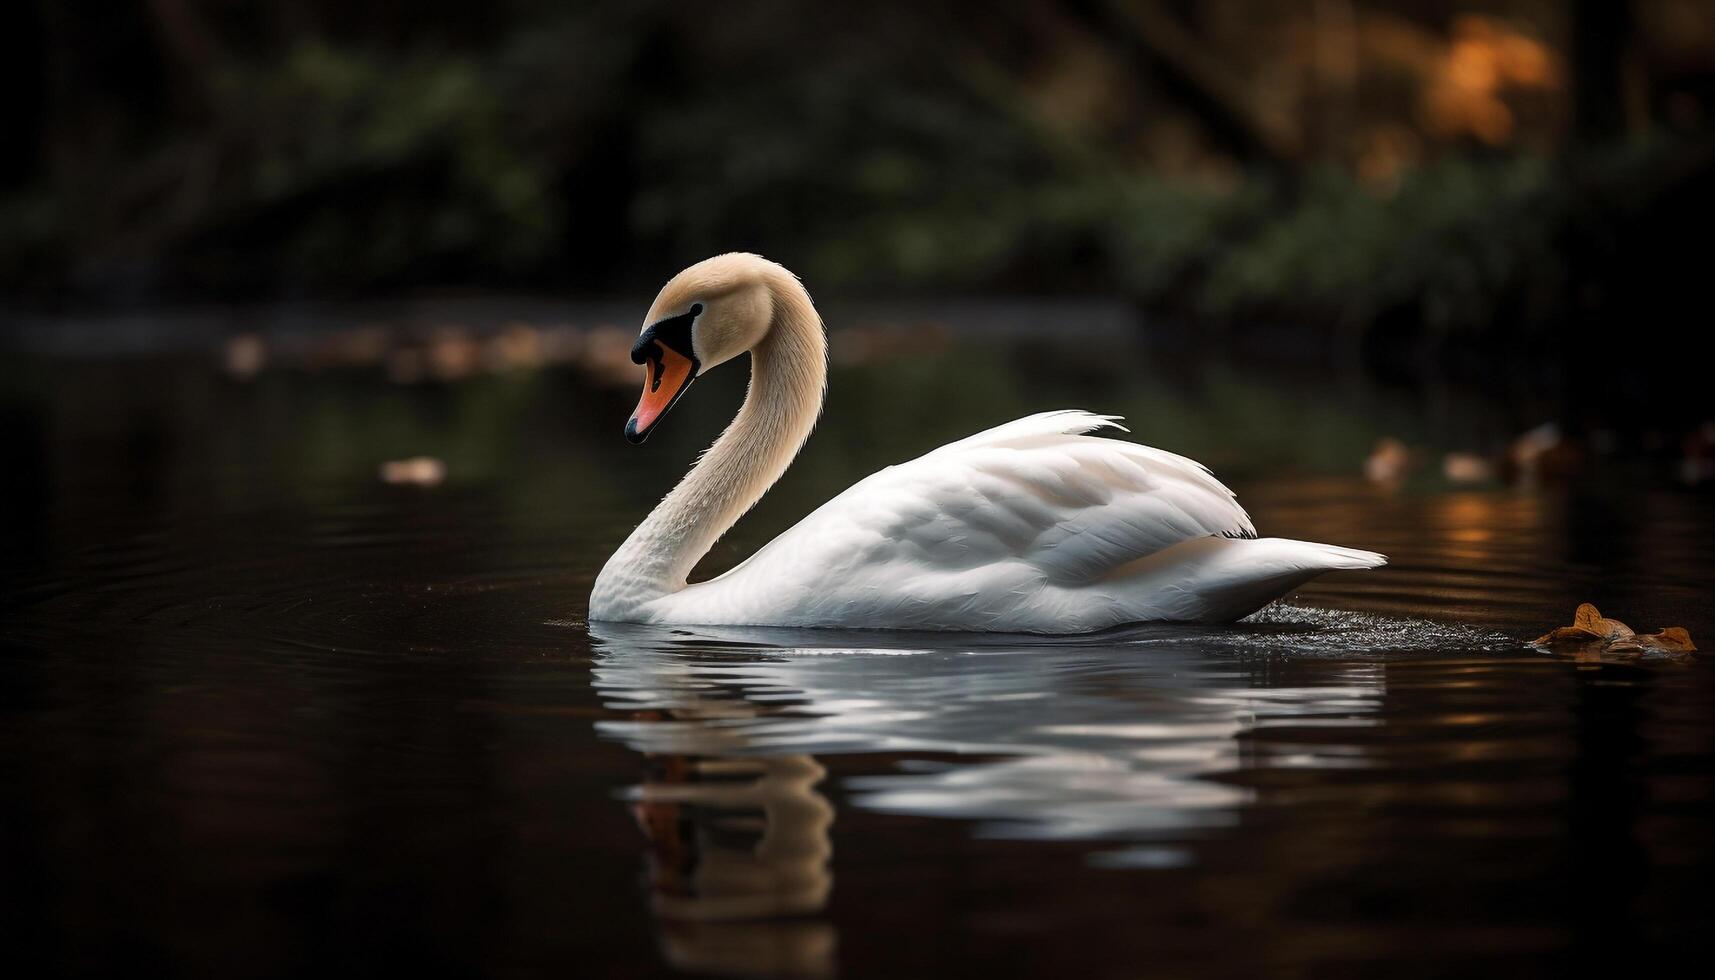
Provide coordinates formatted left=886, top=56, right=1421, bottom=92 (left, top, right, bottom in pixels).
left=627, top=346, right=696, bottom=443
left=626, top=306, right=703, bottom=444
left=627, top=317, right=699, bottom=446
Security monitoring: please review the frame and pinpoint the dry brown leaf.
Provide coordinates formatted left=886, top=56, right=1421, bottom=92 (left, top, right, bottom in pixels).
left=1532, top=625, right=1604, bottom=648
left=1635, top=627, right=1697, bottom=654
left=379, top=456, right=447, bottom=487
left=1655, top=627, right=1696, bottom=649
left=1534, top=605, right=1696, bottom=660
left=1571, top=603, right=1632, bottom=639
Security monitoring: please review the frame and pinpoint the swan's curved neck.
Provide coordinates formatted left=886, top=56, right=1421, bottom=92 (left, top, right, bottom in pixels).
left=592, top=273, right=826, bottom=618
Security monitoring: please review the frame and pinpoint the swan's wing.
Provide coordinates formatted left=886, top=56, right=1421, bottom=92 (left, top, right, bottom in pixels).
left=863, top=410, right=1255, bottom=583
left=668, top=411, right=1255, bottom=625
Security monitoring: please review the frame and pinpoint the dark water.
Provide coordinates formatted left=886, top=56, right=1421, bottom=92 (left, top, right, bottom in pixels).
left=3, top=340, right=1714, bottom=978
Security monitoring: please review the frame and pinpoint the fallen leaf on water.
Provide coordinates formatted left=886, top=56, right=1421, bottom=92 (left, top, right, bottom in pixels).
left=1364, top=437, right=1414, bottom=485
left=1570, top=602, right=1632, bottom=640
left=379, top=456, right=446, bottom=487
left=1607, top=627, right=1698, bottom=656
left=1533, top=603, right=1697, bottom=661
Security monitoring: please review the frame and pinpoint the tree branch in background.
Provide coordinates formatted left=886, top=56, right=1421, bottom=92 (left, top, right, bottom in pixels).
left=1099, top=0, right=1302, bottom=165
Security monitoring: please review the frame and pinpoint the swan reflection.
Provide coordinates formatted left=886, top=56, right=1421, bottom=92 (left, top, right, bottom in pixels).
left=604, top=626, right=840, bottom=978
left=629, top=744, right=836, bottom=977
left=590, top=611, right=1453, bottom=975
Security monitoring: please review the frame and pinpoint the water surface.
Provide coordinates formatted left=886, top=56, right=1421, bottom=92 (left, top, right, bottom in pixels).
left=3, top=336, right=1713, bottom=978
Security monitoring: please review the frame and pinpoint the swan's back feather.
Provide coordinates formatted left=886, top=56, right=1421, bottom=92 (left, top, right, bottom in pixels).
left=924, top=409, right=1129, bottom=453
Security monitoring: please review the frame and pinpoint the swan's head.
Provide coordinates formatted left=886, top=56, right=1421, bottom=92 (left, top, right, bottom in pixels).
left=625, top=253, right=779, bottom=444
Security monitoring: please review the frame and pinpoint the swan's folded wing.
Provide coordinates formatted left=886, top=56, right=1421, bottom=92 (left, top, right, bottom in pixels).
left=713, top=411, right=1255, bottom=598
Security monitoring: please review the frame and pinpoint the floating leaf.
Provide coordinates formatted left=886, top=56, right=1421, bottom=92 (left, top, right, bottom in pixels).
left=1534, top=604, right=1696, bottom=661
left=1533, top=625, right=1603, bottom=648
left=1655, top=627, right=1696, bottom=651
left=379, top=456, right=447, bottom=486
left=1570, top=603, right=1632, bottom=640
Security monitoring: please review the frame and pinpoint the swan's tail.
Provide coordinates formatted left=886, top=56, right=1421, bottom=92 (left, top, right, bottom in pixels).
left=1107, top=536, right=1386, bottom=624
left=1283, top=540, right=1389, bottom=571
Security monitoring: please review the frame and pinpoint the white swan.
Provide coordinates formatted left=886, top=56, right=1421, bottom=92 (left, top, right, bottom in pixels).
left=590, top=253, right=1384, bottom=631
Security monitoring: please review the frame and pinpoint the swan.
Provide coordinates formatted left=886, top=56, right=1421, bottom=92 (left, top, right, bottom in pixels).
left=589, top=253, right=1384, bottom=631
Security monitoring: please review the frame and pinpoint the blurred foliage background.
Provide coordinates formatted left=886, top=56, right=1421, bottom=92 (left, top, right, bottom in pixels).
left=1, top=0, right=1712, bottom=362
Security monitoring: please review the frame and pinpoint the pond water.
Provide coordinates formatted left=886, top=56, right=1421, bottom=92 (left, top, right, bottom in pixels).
left=3, top=332, right=1713, bottom=978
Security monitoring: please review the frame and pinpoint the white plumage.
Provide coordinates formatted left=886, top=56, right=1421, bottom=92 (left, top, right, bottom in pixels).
left=625, top=411, right=1383, bottom=630
left=590, top=255, right=1385, bottom=633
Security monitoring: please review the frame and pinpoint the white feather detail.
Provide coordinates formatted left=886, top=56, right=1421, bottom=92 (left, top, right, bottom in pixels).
left=636, top=411, right=1380, bottom=631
